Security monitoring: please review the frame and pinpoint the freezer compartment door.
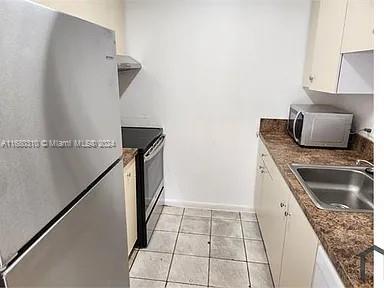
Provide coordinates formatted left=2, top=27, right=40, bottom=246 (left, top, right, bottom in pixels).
left=1, top=162, right=129, bottom=287
left=0, top=0, right=122, bottom=264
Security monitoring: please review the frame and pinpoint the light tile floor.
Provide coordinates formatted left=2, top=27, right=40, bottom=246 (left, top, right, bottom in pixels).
left=129, top=206, right=274, bottom=288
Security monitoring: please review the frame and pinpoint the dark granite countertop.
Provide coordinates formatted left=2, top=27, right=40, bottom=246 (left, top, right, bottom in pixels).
left=259, top=119, right=373, bottom=288
left=122, top=148, right=137, bottom=167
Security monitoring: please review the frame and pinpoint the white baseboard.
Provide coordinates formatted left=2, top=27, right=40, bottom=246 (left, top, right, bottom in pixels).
left=164, top=198, right=255, bottom=212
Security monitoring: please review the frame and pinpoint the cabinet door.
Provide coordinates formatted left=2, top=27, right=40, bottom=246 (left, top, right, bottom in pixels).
left=279, top=194, right=318, bottom=288
left=124, top=161, right=137, bottom=255
left=309, top=0, right=348, bottom=93
left=341, top=0, right=373, bottom=53
left=255, top=141, right=268, bottom=215
left=303, top=0, right=320, bottom=88
left=257, top=154, right=289, bottom=286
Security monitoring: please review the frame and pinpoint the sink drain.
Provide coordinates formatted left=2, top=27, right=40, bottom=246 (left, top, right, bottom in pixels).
left=329, top=203, right=350, bottom=209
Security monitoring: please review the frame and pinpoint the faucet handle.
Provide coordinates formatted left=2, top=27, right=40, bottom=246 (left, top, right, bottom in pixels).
left=356, top=159, right=374, bottom=175
left=356, top=159, right=374, bottom=167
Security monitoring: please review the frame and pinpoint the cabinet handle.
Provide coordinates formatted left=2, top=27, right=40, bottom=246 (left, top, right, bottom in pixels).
left=261, top=153, right=267, bottom=157
left=280, top=202, right=286, bottom=208
left=284, top=211, right=291, bottom=217
left=309, top=75, right=314, bottom=82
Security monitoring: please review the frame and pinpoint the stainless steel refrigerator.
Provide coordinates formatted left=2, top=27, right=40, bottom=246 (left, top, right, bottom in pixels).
left=0, top=1, right=129, bottom=286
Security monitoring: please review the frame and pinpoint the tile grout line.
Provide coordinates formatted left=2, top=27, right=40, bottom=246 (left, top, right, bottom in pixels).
left=240, top=213, right=252, bottom=288
left=255, top=219, right=275, bottom=287
left=137, top=248, right=267, bottom=263
left=132, top=248, right=268, bottom=264
left=207, top=209, right=213, bottom=287
left=156, top=229, right=242, bottom=238
left=131, top=276, right=210, bottom=287
left=165, top=207, right=185, bottom=286
left=135, top=208, right=263, bottom=287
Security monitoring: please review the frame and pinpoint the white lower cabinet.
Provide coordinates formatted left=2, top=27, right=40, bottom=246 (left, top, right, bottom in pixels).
left=312, top=245, right=345, bottom=288
left=124, top=160, right=137, bottom=255
left=256, top=140, right=328, bottom=287
left=258, top=152, right=289, bottom=285
left=279, top=193, right=319, bottom=287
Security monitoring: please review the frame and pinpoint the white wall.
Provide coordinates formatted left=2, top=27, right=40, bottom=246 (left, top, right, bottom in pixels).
left=120, top=0, right=313, bottom=210
left=33, top=0, right=127, bottom=54
left=375, top=0, right=383, bottom=282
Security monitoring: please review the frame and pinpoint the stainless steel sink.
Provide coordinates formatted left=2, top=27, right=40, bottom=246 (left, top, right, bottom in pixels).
left=289, top=164, right=373, bottom=212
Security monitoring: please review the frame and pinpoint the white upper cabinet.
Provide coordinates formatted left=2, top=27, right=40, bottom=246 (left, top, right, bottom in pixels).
left=303, top=0, right=320, bottom=88
left=341, top=0, right=374, bottom=53
left=303, top=0, right=374, bottom=94
left=308, top=0, right=348, bottom=93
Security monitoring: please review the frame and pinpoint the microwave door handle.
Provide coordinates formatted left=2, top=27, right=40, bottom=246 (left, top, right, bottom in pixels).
left=293, top=111, right=302, bottom=143
left=144, top=136, right=165, bottom=162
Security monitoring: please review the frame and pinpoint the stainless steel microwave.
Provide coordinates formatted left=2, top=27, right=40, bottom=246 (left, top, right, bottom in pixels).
left=288, top=104, right=353, bottom=148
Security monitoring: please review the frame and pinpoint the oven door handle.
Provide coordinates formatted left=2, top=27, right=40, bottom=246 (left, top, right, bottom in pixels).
left=144, top=135, right=165, bottom=162
left=293, top=111, right=302, bottom=143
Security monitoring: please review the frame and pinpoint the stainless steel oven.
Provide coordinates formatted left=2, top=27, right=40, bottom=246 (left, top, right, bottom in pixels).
left=144, top=135, right=165, bottom=219
left=121, top=127, right=165, bottom=248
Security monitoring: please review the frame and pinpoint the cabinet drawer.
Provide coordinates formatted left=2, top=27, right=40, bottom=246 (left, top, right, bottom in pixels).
left=262, top=150, right=282, bottom=184
left=258, top=140, right=268, bottom=158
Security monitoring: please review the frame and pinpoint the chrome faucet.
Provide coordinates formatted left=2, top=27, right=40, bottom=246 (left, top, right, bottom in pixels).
left=356, top=159, right=374, bottom=174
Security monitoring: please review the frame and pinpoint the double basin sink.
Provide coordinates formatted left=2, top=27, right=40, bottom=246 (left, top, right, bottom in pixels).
left=290, top=164, right=373, bottom=212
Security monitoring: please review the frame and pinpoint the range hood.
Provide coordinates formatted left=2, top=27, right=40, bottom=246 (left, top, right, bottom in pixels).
left=116, top=55, right=141, bottom=97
